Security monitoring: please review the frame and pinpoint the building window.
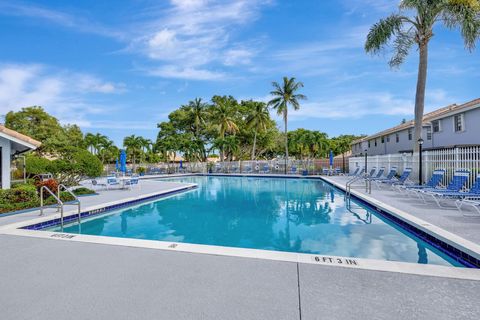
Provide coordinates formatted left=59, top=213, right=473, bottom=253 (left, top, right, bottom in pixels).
left=408, top=128, right=413, bottom=140
left=381, top=136, right=384, bottom=143
left=374, top=139, right=377, bottom=147
left=432, top=120, right=441, bottom=132
left=426, top=127, right=432, bottom=140
left=454, top=114, right=464, bottom=132
left=368, top=140, right=371, bottom=148
left=396, top=133, right=399, bottom=143
left=386, top=135, right=390, bottom=143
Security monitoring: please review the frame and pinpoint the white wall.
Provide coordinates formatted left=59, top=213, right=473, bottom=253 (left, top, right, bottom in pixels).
left=0, top=137, right=11, bottom=189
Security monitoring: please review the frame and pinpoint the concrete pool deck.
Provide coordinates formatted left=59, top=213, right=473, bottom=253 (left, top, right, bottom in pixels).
left=1, top=175, right=479, bottom=319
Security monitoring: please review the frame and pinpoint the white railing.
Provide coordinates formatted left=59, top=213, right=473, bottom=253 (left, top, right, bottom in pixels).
left=103, top=158, right=350, bottom=176
left=349, top=146, right=480, bottom=189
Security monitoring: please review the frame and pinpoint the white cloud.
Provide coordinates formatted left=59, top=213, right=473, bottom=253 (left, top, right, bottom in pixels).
left=0, top=64, right=124, bottom=124
left=129, top=0, right=271, bottom=79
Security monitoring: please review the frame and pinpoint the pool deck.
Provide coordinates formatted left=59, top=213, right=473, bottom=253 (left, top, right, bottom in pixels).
left=324, top=175, right=480, bottom=246
left=1, top=175, right=479, bottom=319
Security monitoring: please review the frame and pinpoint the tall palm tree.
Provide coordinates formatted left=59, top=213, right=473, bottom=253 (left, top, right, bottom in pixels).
left=246, top=101, right=270, bottom=160
left=85, top=133, right=108, bottom=155
left=268, top=77, right=306, bottom=173
left=212, top=96, right=239, bottom=161
left=189, top=98, right=209, bottom=137
left=123, top=135, right=143, bottom=169
left=98, top=139, right=115, bottom=164
left=365, top=0, right=479, bottom=151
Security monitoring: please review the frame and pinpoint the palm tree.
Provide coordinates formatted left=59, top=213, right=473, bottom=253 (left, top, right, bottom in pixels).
left=365, top=0, right=480, bottom=151
left=245, top=101, right=270, bottom=160
left=268, top=77, right=306, bottom=173
left=211, top=96, right=239, bottom=161
left=123, top=135, right=144, bottom=170
left=98, top=139, right=115, bottom=164
left=189, top=98, right=209, bottom=137
left=85, top=133, right=108, bottom=155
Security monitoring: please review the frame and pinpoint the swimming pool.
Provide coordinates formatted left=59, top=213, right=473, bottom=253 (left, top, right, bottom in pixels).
left=45, top=176, right=463, bottom=267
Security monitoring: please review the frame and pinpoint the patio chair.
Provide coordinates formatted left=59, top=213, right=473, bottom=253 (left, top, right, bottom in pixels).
left=290, top=166, right=297, bottom=174
left=376, top=168, right=412, bottom=188
left=348, top=167, right=360, bottom=176
left=370, top=167, right=396, bottom=181
left=398, top=169, right=445, bottom=194
left=419, top=169, right=471, bottom=207
left=124, top=177, right=140, bottom=190
left=106, top=177, right=121, bottom=190
left=322, top=168, right=329, bottom=175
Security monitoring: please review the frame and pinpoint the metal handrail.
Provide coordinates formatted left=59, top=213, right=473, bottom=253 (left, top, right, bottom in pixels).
left=40, top=186, right=64, bottom=226
left=58, top=184, right=81, bottom=225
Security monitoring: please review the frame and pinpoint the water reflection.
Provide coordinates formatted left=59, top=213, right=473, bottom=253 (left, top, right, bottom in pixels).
left=55, top=176, right=459, bottom=267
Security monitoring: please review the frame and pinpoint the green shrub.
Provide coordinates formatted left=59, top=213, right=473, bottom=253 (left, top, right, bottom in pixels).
left=72, top=187, right=96, bottom=196
left=50, top=147, right=104, bottom=186
left=0, top=184, right=40, bottom=214
left=136, top=167, right=146, bottom=175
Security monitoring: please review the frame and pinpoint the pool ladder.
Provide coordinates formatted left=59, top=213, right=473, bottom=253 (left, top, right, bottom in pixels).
left=345, top=174, right=372, bottom=203
left=40, top=184, right=81, bottom=229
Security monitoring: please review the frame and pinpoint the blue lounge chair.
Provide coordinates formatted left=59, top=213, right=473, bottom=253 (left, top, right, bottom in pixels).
left=371, top=167, right=394, bottom=181
left=399, top=169, right=445, bottom=193
left=244, top=165, right=252, bottom=174
left=420, top=170, right=471, bottom=207
left=106, top=176, right=121, bottom=190
left=348, top=167, right=360, bottom=176
left=370, top=167, right=384, bottom=179
left=124, top=177, right=139, bottom=189
left=290, top=166, right=297, bottom=174
left=376, top=167, right=412, bottom=188
left=455, top=176, right=480, bottom=216
left=322, top=168, right=329, bottom=175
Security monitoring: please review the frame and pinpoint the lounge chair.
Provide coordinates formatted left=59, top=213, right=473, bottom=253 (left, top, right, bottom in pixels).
left=124, top=177, right=140, bottom=189
left=376, top=168, right=412, bottom=188
left=398, top=169, right=445, bottom=193
left=348, top=167, right=360, bottom=176
left=244, top=165, right=252, bottom=174
left=290, top=166, right=297, bottom=174
left=322, top=168, right=329, bottom=175
left=372, top=167, right=396, bottom=180
left=106, top=177, right=121, bottom=190
left=419, top=170, right=471, bottom=207
left=369, top=167, right=383, bottom=179
left=456, top=198, right=480, bottom=216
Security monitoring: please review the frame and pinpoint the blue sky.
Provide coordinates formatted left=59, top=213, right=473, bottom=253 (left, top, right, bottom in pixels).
left=0, top=0, right=479, bottom=146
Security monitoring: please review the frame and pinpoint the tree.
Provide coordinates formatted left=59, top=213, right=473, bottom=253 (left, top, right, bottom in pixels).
left=211, top=96, right=239, bottom=161
left=5, top=106, right=65, bottom=154
left=85, top=133, right=108, bottom=155
left=245, top=101, right=270, bottom=160
left=123, top=135, right=144, bottom=169
left=189, top=98, right=209, bottom=137
left=365, top=0, right=480, bottom=151
left=268, top=77, right=306, bottom=172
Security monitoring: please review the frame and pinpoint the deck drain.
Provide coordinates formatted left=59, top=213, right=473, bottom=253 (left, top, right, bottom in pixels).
left=168, top=243, right=178, bottom=248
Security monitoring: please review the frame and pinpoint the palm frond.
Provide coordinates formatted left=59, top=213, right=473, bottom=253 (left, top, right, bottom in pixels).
left=389, top=29, right=416, bottom=67
left=365, top=14, right=405, bottom=54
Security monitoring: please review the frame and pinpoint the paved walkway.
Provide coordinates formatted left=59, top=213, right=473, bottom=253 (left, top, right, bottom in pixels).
left=1, top=176, right=479, bottom=319
left=326, top=176, right=480, bottom=245
left=1, top=234, right=479, bottom=320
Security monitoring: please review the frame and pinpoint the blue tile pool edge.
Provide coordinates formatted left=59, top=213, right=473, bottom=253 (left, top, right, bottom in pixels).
left=21, top=174, right=480, bottom=268
left=20, top=185, right=197, bottom=232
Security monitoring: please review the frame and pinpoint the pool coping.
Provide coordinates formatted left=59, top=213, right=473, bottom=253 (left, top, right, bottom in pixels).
left=1, top=175, right=479, bottom=281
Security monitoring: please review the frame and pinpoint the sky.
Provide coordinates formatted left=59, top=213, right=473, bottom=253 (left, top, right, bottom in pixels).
left=0, top=0, right=479, bottom=146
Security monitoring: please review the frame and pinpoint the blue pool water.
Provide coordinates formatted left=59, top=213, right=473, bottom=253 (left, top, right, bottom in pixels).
left=51, top=176, right=461, bottom=266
